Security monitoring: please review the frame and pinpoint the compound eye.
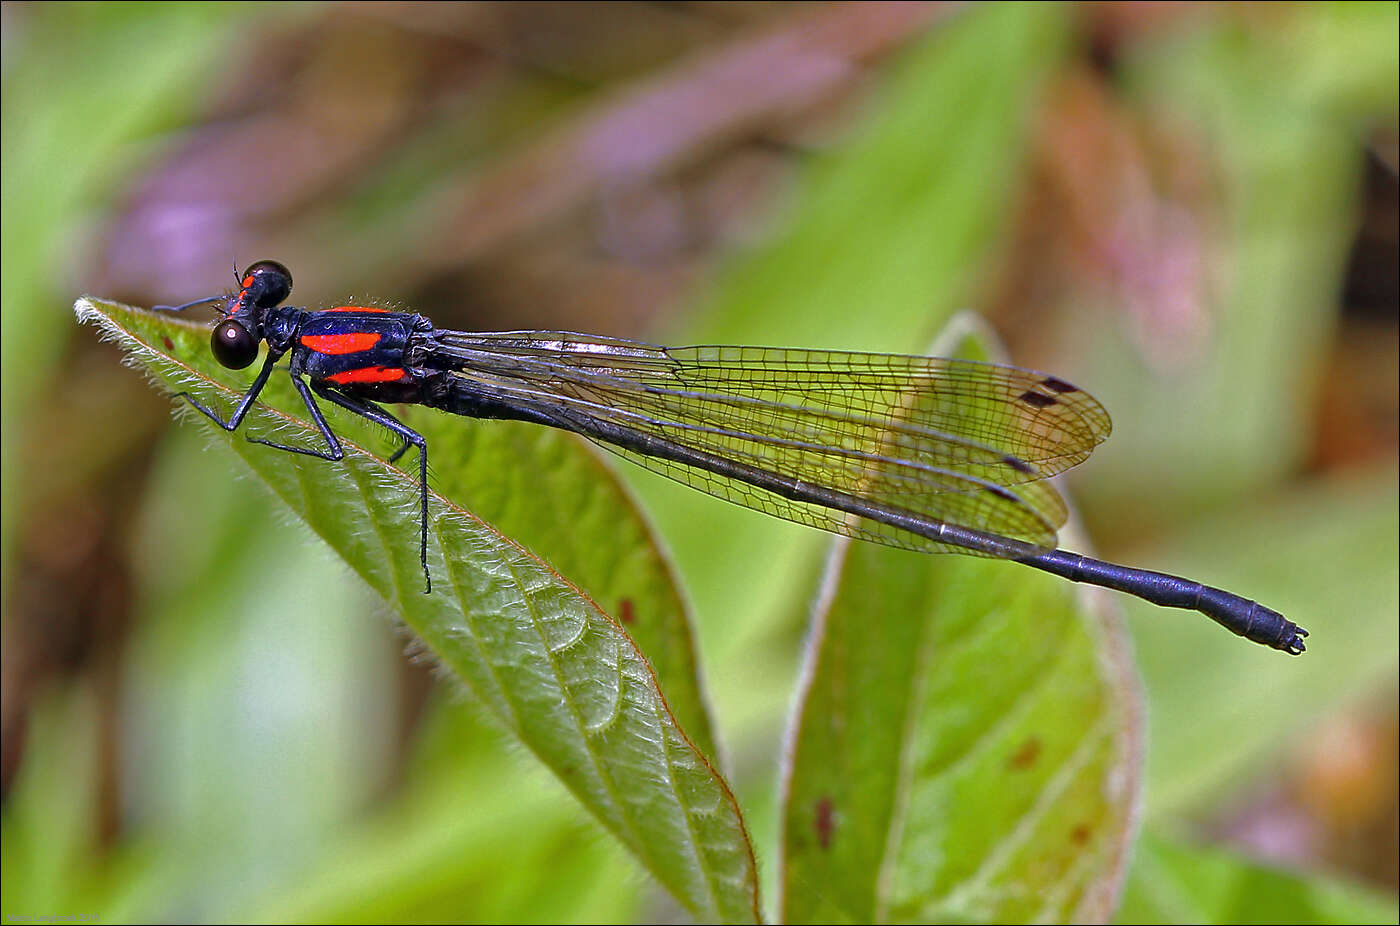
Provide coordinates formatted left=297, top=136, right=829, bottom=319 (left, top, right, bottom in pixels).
left=211, top=320, right=259, bottom=369
left=240, top=260, right=293, bottom=308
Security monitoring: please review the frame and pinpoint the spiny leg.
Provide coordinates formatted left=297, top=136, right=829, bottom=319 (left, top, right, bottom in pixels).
left=176, top=349, right=282, bottom=433
left=245, top=372, right=346, bottom=461
left=310, top=382, right=431, bottom=593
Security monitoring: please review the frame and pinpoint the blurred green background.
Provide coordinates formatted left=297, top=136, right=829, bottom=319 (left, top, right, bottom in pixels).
left=3, top=2, right=1396, bottom=923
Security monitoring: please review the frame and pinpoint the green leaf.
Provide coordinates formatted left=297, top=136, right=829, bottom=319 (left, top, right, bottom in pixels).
left=420, top=386, right=719, bottom=762
left=75, top=297, right=758, bottom=924
left=1117, top=829, right=1399, bottom=925
left=779, top=322, right=1143, bottom=924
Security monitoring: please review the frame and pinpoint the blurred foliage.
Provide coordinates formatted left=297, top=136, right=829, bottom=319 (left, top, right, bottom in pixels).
left=1117, top=830, right=1399, bottom=925
left=4, top=2, right=1397, bottom=924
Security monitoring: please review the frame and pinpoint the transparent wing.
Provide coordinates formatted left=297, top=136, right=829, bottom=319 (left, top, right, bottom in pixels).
left=427, top=330, right=1112, bottom=555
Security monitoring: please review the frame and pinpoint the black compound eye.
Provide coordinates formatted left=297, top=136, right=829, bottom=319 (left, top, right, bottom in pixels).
left=240, top=260, right=293, bottom=308
left=211, top=320, right=259, bottom=369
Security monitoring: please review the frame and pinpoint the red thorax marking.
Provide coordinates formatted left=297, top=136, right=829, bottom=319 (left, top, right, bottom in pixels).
left=300, top=332, right=382, bottom=355
left=232, top=277, right=256, bottom=312
left=327, top=367, right=406, bottom=384
left=324, top=305, right=390, bottom=313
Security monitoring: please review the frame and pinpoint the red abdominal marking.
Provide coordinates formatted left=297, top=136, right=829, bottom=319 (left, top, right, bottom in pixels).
left=327, top=367, right=406, bottom=384
left=301, top=332, right=382, bottom=354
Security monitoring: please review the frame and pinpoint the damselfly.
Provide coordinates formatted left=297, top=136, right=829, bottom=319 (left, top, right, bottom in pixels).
left=156, top=261, right=1307, bottom=655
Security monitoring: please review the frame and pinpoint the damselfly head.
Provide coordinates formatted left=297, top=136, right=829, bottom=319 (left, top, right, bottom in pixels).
left=207, top=260, right=294, bottom=360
